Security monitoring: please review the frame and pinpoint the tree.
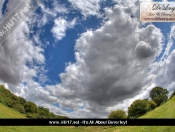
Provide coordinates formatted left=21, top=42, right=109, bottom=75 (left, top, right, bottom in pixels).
left=26, top=113, right=38, bottom=118
left=24, top=102, right=38, bottom=114
left=149, top=100, right=157, bottom=110
left=108, top=109, right=127, bottom=119
left=38, top=106, right=50, bottom=118
left=149, top=87, right=169, bottom=106
left=128, top=99, right=150, bottom=118
left=13, top=104, right=25, bottom=114
left=10, top=93, right=19, bottom=103
left=5, top=99, right=14, bottom=108
left=18, top=97, right=26, bottom=105
left=55, top=115, right=69, bottom=119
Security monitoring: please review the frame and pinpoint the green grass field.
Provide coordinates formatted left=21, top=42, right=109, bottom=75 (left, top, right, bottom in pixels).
left=0, top=103, right=26, bottom=118
left=0, top=97, right=175, bottom=132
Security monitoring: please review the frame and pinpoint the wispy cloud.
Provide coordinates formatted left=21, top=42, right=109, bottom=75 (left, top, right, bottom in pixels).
left=51, top=17, right=77, bottom=41
left=68, top=0, right=103, bottom=17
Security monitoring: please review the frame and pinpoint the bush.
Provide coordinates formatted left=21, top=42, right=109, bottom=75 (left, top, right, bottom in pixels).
left=0, top=98, right=5, bottom=104
left=128, top=99, right=150, bottom=118
left=108, top=109, right=127, bottom=119
left=18, top=97, right=26, bottom=105
left=49, top=112, right=56, bottom=118
left=13, top=104, right=25, bottom=114
left=56, top=115, right=69, bottom=119
left=38, top=106, right=50, bottom=118
left=10, top=93, right=19, bottom=103
left=24, top=102, right=38, bottom=114
left=149, top=100, right=157, bottom=110
left=26, top=113, right=38, bottom=118
left=5, top=99, right=14, bottom=108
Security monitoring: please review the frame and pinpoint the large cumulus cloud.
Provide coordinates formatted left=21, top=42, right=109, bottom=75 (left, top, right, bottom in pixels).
left=50, top=3, right=163, bottom=116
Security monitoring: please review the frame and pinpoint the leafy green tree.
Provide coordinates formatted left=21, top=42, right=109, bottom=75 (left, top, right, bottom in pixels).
left=56, top=115, right=69, bottom=119
left=128, top=99, right=150, bottom=118
left=5, top=99, right=14, bottom=108
left=0, top=85, right=12, bottom=98
left=18, top=97, right=26, bottom=105
left=149, top=100, right=157, bottom=110
left=24, top=102, right=38, bottom=114
left=10, top=93, right=19, bottom=102
left=149, top=87, right=169, bottom=106
left=38, top=106, right=50, bottom=118
left=49, top=112, right=57, bottom=118
left=13, top=104, right=25, bottom=114
left=26, top=113, right=38, bottom=118
left=108, top=109, right=127, bottom=119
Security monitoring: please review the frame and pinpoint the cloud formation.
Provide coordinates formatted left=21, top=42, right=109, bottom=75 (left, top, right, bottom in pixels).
left=45, top=2, right=163, bottom=117
left=147, top=24, right=175, bottom=94
left=51, top=17, right=77, bottom=41
left=0, top=0, right=46, bottom=92
left=38, top=0, right=68, bottom=27
left=68, top=0, right=102, bottom=17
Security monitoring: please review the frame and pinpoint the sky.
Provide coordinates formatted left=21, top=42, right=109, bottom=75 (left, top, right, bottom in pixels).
left=0, top=0, right=175, bottom=118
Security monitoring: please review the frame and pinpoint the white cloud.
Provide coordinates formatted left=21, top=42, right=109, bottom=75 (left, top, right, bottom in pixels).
left=52, top=0, right=68, bottom=14
left=150, top=49, right=175, bottom=91
left=161, top=24, right=175, bottom=61
left=0, top=0, right=47, bottom=93
left=0, top=21, right=46, bottom=88
left=68, top=0, right=102, bottom=17
left=38, top=0, right=69, bottom=27
left=45, top=1, right=163, bottom=117
left=51, top=17, right=77, bottom=41
left=144, top=23, right=175, bottom=99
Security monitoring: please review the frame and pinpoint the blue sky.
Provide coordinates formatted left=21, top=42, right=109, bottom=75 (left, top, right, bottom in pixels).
left=0, top=0, right=175, bottom=118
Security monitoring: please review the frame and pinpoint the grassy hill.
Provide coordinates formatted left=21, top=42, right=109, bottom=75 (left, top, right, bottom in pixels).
left=0, top=103, right=26, bottom=118
left=141, top=97, right=175, bottom=118
left=0, top=97, right=175, bottom=132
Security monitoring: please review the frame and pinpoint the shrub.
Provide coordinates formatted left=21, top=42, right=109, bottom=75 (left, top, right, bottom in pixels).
left=128, top=99, right=150, bottom=118
left=108, top=109, right=127, bottom=119
left=149, top=100, right=157, bottom=110
left=13, top=104, right=25, bottom=114
left=5, top=99, right=14, bottom=108
left=38, top=106, right=50, bottom=118
left=24, top=102, right=38, bottom=114
left=26, top=113, right=38, bottom=118
left=18, top=97, right=26, bottom=105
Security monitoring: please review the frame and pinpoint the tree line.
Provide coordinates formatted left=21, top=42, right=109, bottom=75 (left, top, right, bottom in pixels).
left=108, top=86, right=175, bottom=119
left=0, top=85, right=69, bottom=119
